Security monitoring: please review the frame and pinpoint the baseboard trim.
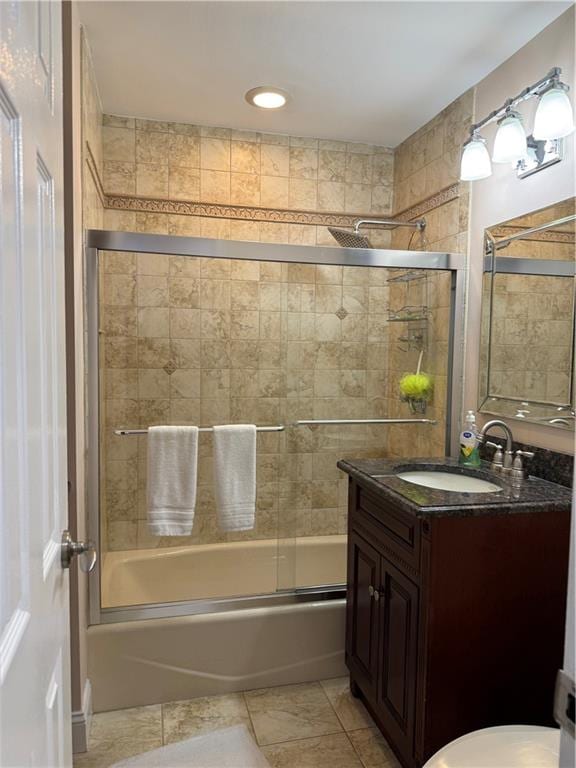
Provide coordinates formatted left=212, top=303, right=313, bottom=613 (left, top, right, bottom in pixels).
left=71, top=678, right=92, bottom=754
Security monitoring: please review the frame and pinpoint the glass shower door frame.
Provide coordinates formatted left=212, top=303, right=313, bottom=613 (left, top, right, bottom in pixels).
left=85, top=229, right=466, bottom=625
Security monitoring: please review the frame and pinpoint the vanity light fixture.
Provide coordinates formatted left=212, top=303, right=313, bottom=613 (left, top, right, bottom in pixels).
left=460, top=67, right=574, bottom=181
left=245, top=86, right=289, bottom=110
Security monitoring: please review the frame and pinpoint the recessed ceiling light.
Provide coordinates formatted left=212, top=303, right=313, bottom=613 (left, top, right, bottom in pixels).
left=245, top=86, right=289, bottom=110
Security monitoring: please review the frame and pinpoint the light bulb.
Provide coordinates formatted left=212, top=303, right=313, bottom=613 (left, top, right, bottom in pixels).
left=492, top=111, right=527, bottom=163
left=460, top=134, right=492, bottom=181
left=533, top=84, right=575, bottom=139
left=245, top=87, right=289, bottom=110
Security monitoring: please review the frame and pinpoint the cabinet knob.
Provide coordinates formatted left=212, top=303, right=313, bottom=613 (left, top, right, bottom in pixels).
left=368, top=585, right=380, bottom=601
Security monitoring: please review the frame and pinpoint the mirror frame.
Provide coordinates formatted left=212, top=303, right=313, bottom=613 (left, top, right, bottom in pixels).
left=479, top=203, right=576, bottom=432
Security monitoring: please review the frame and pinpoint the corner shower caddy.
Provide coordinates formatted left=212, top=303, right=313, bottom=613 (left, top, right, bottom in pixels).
left=387, top=269, right=430, bottom=349
left=387, top=269, right=433, bottom=412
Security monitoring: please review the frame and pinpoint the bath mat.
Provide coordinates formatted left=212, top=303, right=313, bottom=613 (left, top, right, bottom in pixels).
left=111, top=724, right=271, bottom=768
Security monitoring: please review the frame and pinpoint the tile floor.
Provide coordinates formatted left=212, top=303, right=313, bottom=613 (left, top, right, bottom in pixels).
left=74, top=677, right=401, bottom=768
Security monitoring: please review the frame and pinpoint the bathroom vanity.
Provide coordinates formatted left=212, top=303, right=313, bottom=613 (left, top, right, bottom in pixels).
left=338, top=457, right=572, bottom=768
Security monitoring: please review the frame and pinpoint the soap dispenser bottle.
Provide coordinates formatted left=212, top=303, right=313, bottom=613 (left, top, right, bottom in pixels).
left=459, top=410, right=481, bottom=467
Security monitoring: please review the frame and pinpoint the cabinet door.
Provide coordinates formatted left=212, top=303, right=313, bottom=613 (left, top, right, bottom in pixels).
left=346, top=530, right=381, bottom=698
left=376, top=557, right=419, bottom=761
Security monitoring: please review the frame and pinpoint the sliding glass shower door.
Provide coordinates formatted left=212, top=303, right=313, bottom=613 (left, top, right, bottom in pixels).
left=89, top=232, right=463, bottom=620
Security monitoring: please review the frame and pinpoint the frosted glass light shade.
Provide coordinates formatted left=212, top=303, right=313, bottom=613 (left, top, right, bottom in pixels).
left=533, top=86, right=575, bottom=139
left=492, top=112, right=527, bottom=163
left=460, top=136, right=492, bottom=181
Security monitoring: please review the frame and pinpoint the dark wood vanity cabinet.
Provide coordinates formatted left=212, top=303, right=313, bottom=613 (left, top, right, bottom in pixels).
left=345, top=477, right=570, bottom=768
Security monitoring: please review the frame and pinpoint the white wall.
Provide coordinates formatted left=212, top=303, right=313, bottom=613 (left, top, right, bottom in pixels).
left=466, top=7, right=575, bottom=455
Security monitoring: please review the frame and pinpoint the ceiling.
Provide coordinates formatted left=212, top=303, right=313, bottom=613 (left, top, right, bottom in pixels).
left=79, top=1, right=572, bottom=147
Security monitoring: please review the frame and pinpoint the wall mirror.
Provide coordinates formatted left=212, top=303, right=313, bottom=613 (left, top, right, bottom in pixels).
left=480, top=198, right=575, bottom=431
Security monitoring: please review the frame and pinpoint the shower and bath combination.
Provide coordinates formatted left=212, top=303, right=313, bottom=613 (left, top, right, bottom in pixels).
left=328, top=217, right=427, bottom=249
left=85, top=228, right=466, bottom=710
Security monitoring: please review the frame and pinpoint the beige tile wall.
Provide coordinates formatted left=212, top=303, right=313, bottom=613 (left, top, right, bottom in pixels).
left=100, top=252, right=443, bottom=551
left=91, top=111, right=458, bottom=554
left=102, top=115, right=394, bottom=219
left=383, top=92, right=474, bottom=458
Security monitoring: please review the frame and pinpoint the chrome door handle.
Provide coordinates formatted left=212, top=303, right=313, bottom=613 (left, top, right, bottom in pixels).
left=61, top=530, right=97, bottom=572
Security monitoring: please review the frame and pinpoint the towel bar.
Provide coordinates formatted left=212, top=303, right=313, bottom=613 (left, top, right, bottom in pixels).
left=114, top=425, right=285, bottom=436
left=114, top=418, right=436, bottom=436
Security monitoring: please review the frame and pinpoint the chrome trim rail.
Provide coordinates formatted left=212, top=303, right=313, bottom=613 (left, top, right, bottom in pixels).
left=293, top=418, right=436, bottom=426
left=99, top=587, right=346, bottom=624
left=86, top=229, right=465, bottom=271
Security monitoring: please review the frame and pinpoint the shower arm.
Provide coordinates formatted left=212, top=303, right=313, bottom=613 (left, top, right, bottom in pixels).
left=354, top=218, right=426, bottom=234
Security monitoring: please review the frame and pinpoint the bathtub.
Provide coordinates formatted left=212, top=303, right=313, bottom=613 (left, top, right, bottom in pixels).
left=101, top=535, right=348, bottom=608
left=89, top=600, right=347, bottom=711
left=90, top=535, right=348, bottom=711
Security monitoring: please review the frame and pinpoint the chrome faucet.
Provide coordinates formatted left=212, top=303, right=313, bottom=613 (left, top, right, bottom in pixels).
left=477, top=419, right=534, bottom=484
left=477, top=419, right=515, bottom=472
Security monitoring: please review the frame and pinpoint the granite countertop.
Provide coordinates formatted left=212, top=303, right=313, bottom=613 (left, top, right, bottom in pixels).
left=337, top=456, right=573, bottom=518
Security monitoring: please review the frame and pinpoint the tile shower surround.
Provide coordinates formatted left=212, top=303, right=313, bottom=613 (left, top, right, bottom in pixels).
left=100, top=252, right=451, bottom=552
left=91, top=94, right=474, bottom=553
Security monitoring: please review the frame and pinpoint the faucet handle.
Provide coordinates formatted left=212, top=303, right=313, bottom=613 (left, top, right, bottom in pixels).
left=510, top=449, right=534, bottom=485
left=487, top=442, right=504, bottom=472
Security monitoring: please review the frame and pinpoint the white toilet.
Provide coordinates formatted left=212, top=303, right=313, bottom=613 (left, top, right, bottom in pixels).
left=423, top=725, right=560, bottom=768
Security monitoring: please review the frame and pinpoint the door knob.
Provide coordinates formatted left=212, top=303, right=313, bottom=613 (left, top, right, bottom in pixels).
left=61, top=530, right=97, bottom=572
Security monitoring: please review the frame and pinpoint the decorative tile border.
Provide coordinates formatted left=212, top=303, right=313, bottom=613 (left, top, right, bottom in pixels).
left=393, top=183, right=461, bottom=222
left=103, top=183, right=462, bottom=230
left=104, top=192, right=369, bottom=228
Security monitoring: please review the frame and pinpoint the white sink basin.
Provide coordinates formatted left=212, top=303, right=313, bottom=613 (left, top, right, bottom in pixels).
left=396, top=470, right=502, bottom=494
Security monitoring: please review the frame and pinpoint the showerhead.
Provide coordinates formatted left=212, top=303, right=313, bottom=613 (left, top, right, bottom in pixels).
left=327, top=227, right=372, bottom=249
left=328, top=217, right=427, bottom=249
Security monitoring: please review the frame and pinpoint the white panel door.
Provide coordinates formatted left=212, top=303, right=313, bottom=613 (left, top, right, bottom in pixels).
left=0, top=1, right=71, bottom=766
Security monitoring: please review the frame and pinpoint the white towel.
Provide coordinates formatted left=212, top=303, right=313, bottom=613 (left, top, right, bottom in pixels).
left=147, top=425, right=198, bottom=536
left=213, top=424, right=257, bottom=531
